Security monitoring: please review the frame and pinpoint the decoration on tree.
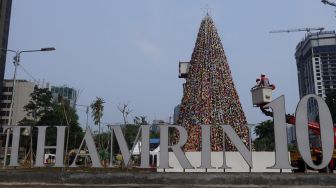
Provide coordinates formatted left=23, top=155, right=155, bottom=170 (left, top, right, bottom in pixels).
left=176, top=15, right=249, bottom=151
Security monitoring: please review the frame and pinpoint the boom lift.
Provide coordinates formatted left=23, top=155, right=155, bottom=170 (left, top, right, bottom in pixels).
left=251, top=76, right=336, bottom=172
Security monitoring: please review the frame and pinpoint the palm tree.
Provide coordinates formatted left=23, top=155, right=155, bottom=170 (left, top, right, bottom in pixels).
left=90, top=97, right=105, bottom=146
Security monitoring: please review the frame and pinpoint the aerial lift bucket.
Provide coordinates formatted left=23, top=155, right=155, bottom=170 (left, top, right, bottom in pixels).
left=251, top=87, right=273, bottom=106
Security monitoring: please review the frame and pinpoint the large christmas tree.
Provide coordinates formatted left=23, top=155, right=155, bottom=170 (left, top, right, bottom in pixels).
left=176, top=15, right=249, bottom=151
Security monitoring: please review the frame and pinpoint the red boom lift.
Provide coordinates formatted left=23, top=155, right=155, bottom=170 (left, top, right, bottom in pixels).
left=251, top=79, right=336, bottom=172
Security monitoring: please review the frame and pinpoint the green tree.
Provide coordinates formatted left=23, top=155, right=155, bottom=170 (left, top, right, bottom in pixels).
left=20, top=87, right=84, bottom=148
left=124, top=124, right=140, bottom=148
left=150, top=131, right=159, bottom=139
left=254, top=120, right=275, bottom=151
left=23, top=86, right=53, bottom=122
left=19, top=86, right=54, bottom=164
left=90, top=97, right=105, bottom=146
left=53, top=99, right=83, bottom=149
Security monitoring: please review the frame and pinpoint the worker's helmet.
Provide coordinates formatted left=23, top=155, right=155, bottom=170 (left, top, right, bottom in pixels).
left=261, top=74, right=266, bottom=77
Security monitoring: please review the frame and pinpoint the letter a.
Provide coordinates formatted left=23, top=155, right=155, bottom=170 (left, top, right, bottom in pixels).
left=70, top=128, right=102, bottom=168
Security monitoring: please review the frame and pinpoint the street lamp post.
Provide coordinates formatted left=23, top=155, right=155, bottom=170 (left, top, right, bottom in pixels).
left=1, top=47, right=55, bottom=168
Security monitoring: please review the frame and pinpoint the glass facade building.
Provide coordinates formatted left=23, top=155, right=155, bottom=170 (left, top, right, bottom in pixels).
left=50, top=85, right=77, bottom=107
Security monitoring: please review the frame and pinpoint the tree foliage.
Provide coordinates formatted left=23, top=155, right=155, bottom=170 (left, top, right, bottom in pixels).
left=23, top=86, right=53, bottom=121
left=90, top=97, right=105, bottom=133
left=19, top=86, right=83, bottom=149
left=124, top=124, right=140, bottom=148
left=253, top=120, right=275, bottom=151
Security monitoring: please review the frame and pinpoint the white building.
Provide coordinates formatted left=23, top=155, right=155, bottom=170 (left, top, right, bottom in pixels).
left=0, top=79, right=35, bottom=125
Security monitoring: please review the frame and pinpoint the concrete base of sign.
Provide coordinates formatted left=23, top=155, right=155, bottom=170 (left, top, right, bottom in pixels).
left=0, top=171, right=335, bottom=187
left=156, top=152, right=292, bottom=172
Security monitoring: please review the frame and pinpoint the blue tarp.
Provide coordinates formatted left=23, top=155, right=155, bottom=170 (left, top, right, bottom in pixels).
left=150, top=138, right=159, bottom=144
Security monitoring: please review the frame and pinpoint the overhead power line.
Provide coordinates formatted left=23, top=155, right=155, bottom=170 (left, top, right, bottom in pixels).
left=18, top=64, right=37, bottom=83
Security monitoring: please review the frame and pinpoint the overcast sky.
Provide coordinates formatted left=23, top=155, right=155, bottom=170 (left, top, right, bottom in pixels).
left=5, top=0, right=336, bottom=130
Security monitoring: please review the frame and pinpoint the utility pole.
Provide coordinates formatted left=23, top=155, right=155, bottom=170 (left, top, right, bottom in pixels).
left=1, top=47, right=55, bottom=168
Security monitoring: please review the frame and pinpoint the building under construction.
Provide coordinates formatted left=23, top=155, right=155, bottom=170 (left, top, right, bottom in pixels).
left=295, top=30, right=336, bottom=120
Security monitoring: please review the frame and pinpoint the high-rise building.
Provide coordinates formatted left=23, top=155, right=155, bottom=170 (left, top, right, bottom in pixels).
left=175, top=15, right=249, bottom=151
left=50, top=85, right=77, bottom=107
left=0, top=0, right=12, bottom=94
left=0, top=82, right=77, bottom=126
left=0, top=79, right=35, bottom=125
left=173, top=104, right=180, bottom=124
left=295, top=31, right=336, bottom=119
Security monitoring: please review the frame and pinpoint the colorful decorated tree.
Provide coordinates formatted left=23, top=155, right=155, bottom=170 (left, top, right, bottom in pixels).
left=176, top=15, right=249, bottom=151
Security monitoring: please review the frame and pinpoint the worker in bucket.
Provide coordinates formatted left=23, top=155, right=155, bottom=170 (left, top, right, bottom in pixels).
left=259, top=74, right=270, bottom=87
left=255, top=74, right=276, bottom=90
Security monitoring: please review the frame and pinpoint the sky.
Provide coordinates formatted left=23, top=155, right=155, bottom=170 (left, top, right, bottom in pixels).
left=5, top=0, right=336, bottom=130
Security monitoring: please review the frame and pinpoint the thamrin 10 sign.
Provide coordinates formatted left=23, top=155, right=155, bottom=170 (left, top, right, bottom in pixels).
left=2, top=94, right=335, bottom=170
